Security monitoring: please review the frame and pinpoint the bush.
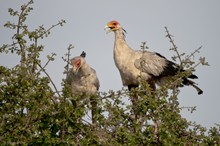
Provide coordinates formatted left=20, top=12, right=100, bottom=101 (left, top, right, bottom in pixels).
left=0, top=1, right=219, bottom=145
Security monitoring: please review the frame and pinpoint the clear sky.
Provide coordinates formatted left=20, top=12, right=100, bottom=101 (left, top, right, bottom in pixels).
left=0, top=0, right=219, bottom=129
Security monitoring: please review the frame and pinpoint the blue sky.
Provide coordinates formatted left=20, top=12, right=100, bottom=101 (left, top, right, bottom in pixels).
left=0, top=0, right=219, bottom=129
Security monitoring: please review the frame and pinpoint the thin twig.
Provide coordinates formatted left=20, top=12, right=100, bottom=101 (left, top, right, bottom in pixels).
left=180, top=106, right=196, bottom=110
left=65, top=44, right=73, bottom=79
left=185, top=46, right=202, bottom=60
left=192, top=62, right=201, bottom=70
left=16, top=0, right=33, bottom=66
left=82, top=118, right=93, bottom=126
left=165, top=27, right=182, bottom=65
left=37, top=20, right=66, bottom=39
left=36, top=53, right=56, bottom=75
left=37, top=62, right=61, bottom=98
left=31, top=38, right=38, bottom=74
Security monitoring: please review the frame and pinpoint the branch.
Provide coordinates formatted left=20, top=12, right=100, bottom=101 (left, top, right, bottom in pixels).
left=16, top=0, right=33, bottom=66
left=165, top=27, right=182, bottom=65
left=37, top=62, right=61, bottom=98
left=31, top=38, right=38, bottom=74
left=65, top=44, right=74, bottom=79
left=16, top=0, right=33, bottom=35
left=185, top=46, right=202, bottom=60
left=37, top=20, right=66, bottom=39
left=36, top=53, right=56, bottom=75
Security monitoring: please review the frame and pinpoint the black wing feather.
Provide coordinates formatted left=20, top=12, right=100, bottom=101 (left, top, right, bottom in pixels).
left=155, top=53, right=198, bottom=79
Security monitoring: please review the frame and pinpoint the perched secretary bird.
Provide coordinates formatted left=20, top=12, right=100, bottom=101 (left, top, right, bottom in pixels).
left=66, top=51, right=100, bottom=124
left=105, top=20, right=203, bottom=96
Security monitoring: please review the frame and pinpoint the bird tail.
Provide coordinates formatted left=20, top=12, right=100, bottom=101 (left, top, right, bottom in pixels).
left=183, top=78, right=203, bottom=95
left=190, top=83, right=203, bottom=95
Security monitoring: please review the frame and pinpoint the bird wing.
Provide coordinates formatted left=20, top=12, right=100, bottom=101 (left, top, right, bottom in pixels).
left=134, top=51, right=178, bottom=77
left=90, top=68, right=100, bottom=90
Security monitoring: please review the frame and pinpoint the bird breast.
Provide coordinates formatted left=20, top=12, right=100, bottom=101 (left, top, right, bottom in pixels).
left=114, top=45, right=151, bottom=86
left=71, top=74, right=97, bottom=95
left=70, top=65, right=99, bottom=96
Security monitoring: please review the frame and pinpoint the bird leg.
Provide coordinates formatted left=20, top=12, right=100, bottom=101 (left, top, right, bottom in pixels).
left=90, top=95, right=98, bottom=125
left=128, top=85, right=139, bottom=119
left=128, top=85, right=142, bottom=132
left=128, top=85, right=140, bottom=133
left=148, top=79, right=156, bottom=95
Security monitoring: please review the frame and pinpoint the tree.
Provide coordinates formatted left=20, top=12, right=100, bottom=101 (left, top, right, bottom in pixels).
left=0, top=1, right=219, bottom=145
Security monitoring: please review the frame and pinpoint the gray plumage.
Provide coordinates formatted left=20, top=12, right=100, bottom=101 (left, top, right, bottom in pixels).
left=105, top=20, right=203, bottom=95
left=66, top=51, right=100, bottom=124
left=66, top=53, right=99, bottom=96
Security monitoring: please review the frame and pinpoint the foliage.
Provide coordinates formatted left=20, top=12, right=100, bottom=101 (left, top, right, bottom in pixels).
left=0, top=1, right=219, bottom=145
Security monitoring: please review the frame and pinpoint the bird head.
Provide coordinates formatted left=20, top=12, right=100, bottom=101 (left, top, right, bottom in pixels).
left=70, top=56, right=86, bottom=73
left=105, top=20, right=127, bottom=34
left=105, top=20, right=121, bottom=33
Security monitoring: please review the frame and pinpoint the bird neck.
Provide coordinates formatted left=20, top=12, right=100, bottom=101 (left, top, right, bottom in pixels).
left=114, top=28, right=126, bottom=41
left=79, top=63, right=91, bottom=76
left=114, top=29, right=134, bottom=55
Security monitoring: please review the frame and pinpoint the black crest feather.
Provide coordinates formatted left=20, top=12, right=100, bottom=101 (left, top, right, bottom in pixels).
left=80, top=51, right=86, bottom=58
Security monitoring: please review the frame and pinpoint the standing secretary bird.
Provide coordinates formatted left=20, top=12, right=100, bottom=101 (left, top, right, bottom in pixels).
left=66, top=51, right=100, bottom=124
left=105, top=20, right=203, bottom=96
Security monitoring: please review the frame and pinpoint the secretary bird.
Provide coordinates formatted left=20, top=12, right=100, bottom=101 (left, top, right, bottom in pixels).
left=105, top=20, right=203, bottom=96
left=66, top=51, right=100, bottom=124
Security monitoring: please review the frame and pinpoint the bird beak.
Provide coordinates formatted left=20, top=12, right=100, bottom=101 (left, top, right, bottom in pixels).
left=72, top=59, right=81, bottom=73
left=104, top=25, right=112, bottom=34
left=72, top=65, right=79, bottom=73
